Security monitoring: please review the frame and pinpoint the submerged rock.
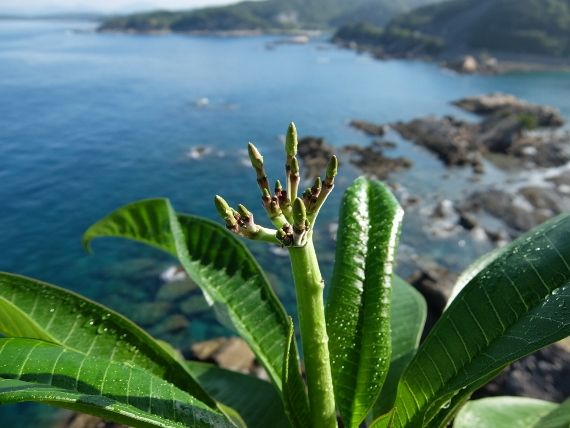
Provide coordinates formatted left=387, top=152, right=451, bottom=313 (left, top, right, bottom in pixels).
left=190, top=337, right=256, bottom=373
left=129, top=301, right=173, bottom=326
left=186, top=146, right=212, bottom=159
left=150, top=314, right=189, bottom=336
left=58, top=413, right=127, bottom=428
left=179, top=294, right=210, bottom=316
left=156, top=278, right=198, bottom=301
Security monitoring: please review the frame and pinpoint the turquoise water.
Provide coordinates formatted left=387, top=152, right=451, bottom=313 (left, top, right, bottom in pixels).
left=2, top=19, right=570, bottom=426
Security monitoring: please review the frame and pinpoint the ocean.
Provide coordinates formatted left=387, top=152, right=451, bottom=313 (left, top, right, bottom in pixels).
left=1, top=18, right=570, bottom=426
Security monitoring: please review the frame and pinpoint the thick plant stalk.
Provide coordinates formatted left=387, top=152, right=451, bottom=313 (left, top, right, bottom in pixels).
left=289, top=236, right=336, bottom=428
left=215, top=123, right=339, bottom=427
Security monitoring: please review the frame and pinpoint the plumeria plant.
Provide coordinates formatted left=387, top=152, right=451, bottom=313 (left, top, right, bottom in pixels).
left=0, top=123, right=569, bottom=428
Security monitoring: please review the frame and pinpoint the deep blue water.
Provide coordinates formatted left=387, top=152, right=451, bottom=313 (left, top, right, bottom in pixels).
left=2, top=19, right=570, bottom=426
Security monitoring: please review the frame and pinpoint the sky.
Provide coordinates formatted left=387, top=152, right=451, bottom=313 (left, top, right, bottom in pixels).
left=0, top=0, right=245, bottom=15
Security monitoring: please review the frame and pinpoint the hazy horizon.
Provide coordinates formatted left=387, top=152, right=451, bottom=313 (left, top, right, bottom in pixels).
left=0, top=0, right=250, bottom=16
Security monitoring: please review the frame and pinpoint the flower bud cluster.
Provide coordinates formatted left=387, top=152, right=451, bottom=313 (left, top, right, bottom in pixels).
left=215, top=122, right=338, bottom=247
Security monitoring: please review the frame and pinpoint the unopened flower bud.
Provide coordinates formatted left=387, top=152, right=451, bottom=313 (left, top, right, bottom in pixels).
left=292, top=198, right=307, bottom=232
left=312, top=177, right=322, bottom=195
left=291, top=157, right=299, bottom=175
left=247, top=142, right=264, bottom=170
left=214, top=195, right=238, bottom=228
left=326, top=155, right=338, bottom=184
left=237, top=204, right=252, bottom=220
left=285, top=122, right=298, bottom=157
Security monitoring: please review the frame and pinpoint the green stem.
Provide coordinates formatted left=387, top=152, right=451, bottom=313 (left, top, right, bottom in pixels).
left=249, top=226, right=280, bottom=244
left=289, top=237, right=336, bottom=428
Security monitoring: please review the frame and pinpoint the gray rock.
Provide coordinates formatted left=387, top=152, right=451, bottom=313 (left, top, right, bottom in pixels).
left=406, top=257, right=458, bottom=334
left=150, top=314, right=189, bottom=336
left=392, top=116, right=480, bottom=169
left=342, top=143, right=411, bottom=179
left=129, top=301, right=172, bottom=326
left=454, top=93, right=565, bottom=128
left=511, top=131, right=570, bottom=167
left=349, top=119, right=386, bottom=136
left=476, top=114, right=525, bottom=153
left=392, top=94, right=566, bottom=171
left=458, top=210, right=478, bottom=230
left=466, top=185, right=565, bottom=235
left=179, top=294, right=210, bottom=316
left=156, top=278, right=198, bottom=301
left=297, top=136, right=335, bottom=180
left=446, top=55, right=478, bottom=74
left=190, top=337, right=256, bottom=373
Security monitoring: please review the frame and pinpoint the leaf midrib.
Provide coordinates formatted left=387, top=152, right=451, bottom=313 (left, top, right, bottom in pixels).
left=172, top=213, right=288, bottom=390
left=401, top=271, right=570, bottom=427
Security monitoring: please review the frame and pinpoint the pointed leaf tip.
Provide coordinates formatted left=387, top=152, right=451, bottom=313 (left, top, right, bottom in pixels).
left=81, top=235, right=93, bottom=253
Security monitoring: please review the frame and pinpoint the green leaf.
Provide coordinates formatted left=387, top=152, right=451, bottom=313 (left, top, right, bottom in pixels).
left=370, top=409, right=395, bottom=428
left=392, top=214, right=570, bottom=427
left=281, top=317, right=310, bottom=428
left=536, top=397, right=570, bottom=428
left=453, top=397, right=557, bottom=428
left=0, top=295, right=57, bottom=342
left=326, top=177, right=404, bottom=428
left=187, top=361, right=289, bottom=428
left=0, top=338, right=230, bottom=428
left=447, top=245, right=507, bottom=306
left=0, top=272, right=215, bottom=409
left=372, top=276, right=427, bottom=417
left=82, top=199, right=293, bottom=393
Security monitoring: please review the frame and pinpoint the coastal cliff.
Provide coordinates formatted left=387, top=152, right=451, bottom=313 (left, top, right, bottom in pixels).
left=98, top=0, right=442, bottom=33
left=334, top=0, right=570, bottom=71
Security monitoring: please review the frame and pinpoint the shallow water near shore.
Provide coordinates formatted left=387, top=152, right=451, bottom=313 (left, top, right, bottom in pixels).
left=2, top=19, right=570, bottom=426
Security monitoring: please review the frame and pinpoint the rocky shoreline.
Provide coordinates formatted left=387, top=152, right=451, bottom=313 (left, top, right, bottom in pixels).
left=58, top=93, right=570, bottom=427
left=393, top=93, right=567, bottom=172
left=334, top=37, right=570, bottom=75
left=339, top=93, right=570, bottom=404
left=97, top=24, right=570, bottom=75
left=347, top=93, right=570, bottom=239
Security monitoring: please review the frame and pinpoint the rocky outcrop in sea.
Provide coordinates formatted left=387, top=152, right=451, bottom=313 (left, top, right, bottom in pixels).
left=392, top=93, right=566, bottom=173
